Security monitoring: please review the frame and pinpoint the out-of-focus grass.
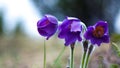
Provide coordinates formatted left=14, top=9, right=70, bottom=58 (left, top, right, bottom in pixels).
left=0, top=34, right=120, bottom=68
left=111, top=34, right=120, bottom=43
left=0, top=35, right=43, bottom=68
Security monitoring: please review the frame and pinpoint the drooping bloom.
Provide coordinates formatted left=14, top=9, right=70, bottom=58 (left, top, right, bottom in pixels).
left=84, top=21, right=110, bottom=46
left=58, top=17, right=82, bottom=46
left=37, top=14, right=58, bottom=40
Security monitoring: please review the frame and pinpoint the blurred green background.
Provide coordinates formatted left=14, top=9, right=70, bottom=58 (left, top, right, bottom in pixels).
left=0, top=0, right=120, bottom=68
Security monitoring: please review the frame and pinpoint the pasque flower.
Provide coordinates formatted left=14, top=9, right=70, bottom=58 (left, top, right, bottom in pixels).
left=37, top=14, right=58, bottom=40
left=84, top=21, right=110, bottom=46
left=58, top=17, right=82, bottom=46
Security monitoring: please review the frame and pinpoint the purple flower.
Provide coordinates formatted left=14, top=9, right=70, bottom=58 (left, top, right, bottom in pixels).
left=84, top=21, right=110, bottom=46
left=37, top=14, right=58, bottom=40
left=58, top=17, right=82, bottom=46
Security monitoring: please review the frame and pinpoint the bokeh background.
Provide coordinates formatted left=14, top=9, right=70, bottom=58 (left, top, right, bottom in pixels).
left=0, top=0, right=120, bottom=68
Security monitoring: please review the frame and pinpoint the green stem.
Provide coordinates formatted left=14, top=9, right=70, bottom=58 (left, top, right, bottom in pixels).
left=81, top=51, right=87, bottom=68
left=84, top=45, right=93, bottom=68
left=70, top=43, right=75, bottom=68
left=44, top=40, right=46, bottom=68
left=70, top=47, right=74, bottom=68
left=81, top=40, right=88, bottom=68
left=84, top=53, right=90, bottom=68
left=53, top=46, right=66, bottom=65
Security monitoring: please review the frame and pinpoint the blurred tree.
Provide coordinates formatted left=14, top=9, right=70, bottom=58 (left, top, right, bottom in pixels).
left=32, top=0, right=120, bottom=33
left=0, top=10, right=4, bottom=35
left=14, top=20, right=24, bottom=36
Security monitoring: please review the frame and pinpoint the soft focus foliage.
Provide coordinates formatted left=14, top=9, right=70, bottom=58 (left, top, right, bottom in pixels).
left=0, top=11, right=4, bottom=35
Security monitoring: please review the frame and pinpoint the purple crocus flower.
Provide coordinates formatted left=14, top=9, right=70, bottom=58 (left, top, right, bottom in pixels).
left=58, top=17, right=82, bottom=46
left=84, top=21, right=110, bottom=46
left=37, top=14, right=58, bottom=40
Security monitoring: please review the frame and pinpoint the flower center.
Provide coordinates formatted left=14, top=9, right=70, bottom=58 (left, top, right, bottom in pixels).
left=93, top=26, right=104, bottom=38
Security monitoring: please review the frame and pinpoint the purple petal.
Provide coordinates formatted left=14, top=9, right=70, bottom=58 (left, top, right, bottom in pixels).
left=64, top=32, right=78, bottom=46
left=37, top=28, right=48, bottom=36
left=37, top=16, right=48, bottom=28
left=84, top=26, right=94, bottom=40
left=59, top=17, right=80, bottom=30
left=59, top=19, right=72, bottom=30
left=45, top=14, right=58, bottom=24
left=43, top=23, right=57, bottom=34
left=95, top=21, right=108, bottom=34
left=71, top=21, right=82, bottom=32
left=58, top=28, right=69, bottom=38
left=90, top=35, right=110, bottom=46
left=90, top=37, right=102, bottom=46
left=89, top=35, right=109, bottom=46
left=101, top=35, right=110, bottom=43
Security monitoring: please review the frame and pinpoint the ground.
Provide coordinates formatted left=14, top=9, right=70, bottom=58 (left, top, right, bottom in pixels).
left=0, top=35, right=120, bottom=68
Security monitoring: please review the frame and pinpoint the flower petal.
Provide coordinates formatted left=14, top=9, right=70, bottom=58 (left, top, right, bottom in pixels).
left=101, top=35, right=110, bottom=43
left=45, top=14, right=58, bottom=24
left=71, top=21, right=82, bottom=32
left=37, top=28, right=48, bottom=36
left=64, top=32, right=78, bottom=46
left=95, top=21, right=108, bottom=34
left=37, top=16, right=48, bottom=28
left=58, top=28, right=69, bottom=38
left=84, top=26, right=94, bottom=40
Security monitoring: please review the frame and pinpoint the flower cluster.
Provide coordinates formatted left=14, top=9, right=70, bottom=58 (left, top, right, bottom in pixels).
left=37, top=14, right=110, bottom=46
left=37, top=14, right=110, bottom=68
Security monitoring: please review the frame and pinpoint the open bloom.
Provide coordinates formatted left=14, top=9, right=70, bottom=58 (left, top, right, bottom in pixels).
left=84, top=21, right=110, bottom=46
left=37, top=14, right=58, bottom=40
left=58, top=17, right=82, bottom=46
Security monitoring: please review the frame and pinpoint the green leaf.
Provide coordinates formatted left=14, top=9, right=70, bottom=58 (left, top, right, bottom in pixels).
left=53, top=46, right=66, bottom=66
left=111, top=42, right=120, bottom=57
